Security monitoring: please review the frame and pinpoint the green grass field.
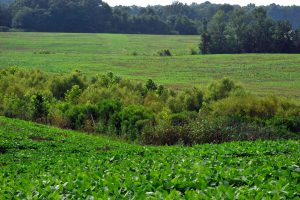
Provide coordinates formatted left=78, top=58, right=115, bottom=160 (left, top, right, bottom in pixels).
left=0, top=32, right=300, bottom=97
left=0, top=116, right=299, bottom=199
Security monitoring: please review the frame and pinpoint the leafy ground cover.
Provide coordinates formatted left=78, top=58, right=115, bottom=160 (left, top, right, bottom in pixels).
left=0, top=32, right=300, bottom=97
left=0, top=116, right=299, bottom=199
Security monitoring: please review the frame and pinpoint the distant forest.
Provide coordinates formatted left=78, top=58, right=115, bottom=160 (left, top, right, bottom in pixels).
left=1, top=0, right=300, bottom=53
left=0, top=0, right=300, bottom=34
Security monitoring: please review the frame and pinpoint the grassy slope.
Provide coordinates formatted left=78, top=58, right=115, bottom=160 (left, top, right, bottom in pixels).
left=0, top=116, right=299, bottom=199
left=0, top=32, right=300, bottom=97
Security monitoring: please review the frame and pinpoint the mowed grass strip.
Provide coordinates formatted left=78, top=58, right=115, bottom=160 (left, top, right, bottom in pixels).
left=0, top=32, right=299, bottom=97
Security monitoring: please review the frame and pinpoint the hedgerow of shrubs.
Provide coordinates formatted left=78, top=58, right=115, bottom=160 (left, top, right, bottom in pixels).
left=0, top=67, right=299, bottom=145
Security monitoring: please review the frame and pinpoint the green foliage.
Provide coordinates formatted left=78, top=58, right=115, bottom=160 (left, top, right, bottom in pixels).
left=189, top=46, right=198, bottom=55
left=64, top=104, right=97, bottom=130
left=30, top=93, right=49, bottom=122
left=267, top=116, right=300, bottom=133
left=1, top=94, right=31, bottom=119
left=3, top=0, right=300, bottom=36
left=95, top=99, right=122, bottom=134
left=142, top=122, right=190, bottom=145
left=65, top=85, right=82, bottom=104
left=1, top=116, right=300, bottom=198
left=119, top=105, right=155, bottom=140
left=208, top=95, right=300, bottom=120
left=206, top=77, right=240, bottom=102
left=169, top=111, right=197, bottom=126
left=0, top=68, right=299, bottom=145
left=145, top=79, right=157, bottom=91
left=50, top=71, right=86, bottom=99
left=157, top=49, right=172, bottom=56
left=200, top=7, right=300, bottom=54
left=168, top=88, right=204, bottom=113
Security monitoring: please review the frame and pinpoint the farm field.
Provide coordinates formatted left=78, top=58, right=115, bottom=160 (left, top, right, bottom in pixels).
left=0, top=32, right=300, bottom=97
left=0, top=116, right=299, bottom=199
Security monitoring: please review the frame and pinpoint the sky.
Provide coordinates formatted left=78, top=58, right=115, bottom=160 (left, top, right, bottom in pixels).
left=104, top=0, right=300, bottom=7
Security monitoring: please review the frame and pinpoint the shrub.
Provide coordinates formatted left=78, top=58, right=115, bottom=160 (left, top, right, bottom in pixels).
left=168, top=88, right=204, bottom=113
left=48, top=105, right=70, bottom=129
left=30, top=93, right=49, bottom=122
left=65, top=85, right=82, bottom=104
left=157, top=49, right=172, bottom=56
left=205, top=78, right=241, bottom=102
left=184, top=88, right=204, bottom=112
left=2, top=94, right=31, bottom=120
left=188, top=116, right=276, bottom=144
left=65, top=104, right=97, bottom=130
left=145, top=79, right=157, bottom=91
left=95, top=99, right=122, bottom=135
left=94, top=72, right=121, bottom=88
left=141, top=122, right=191, bottom=145
left=50, top=71, right=86, bottom=99
left=119, top=105, right=155, bottom=140
left=143, top=92, right=165, bottom=113
left=1, top=67, right=299, bottom=145
left=267, top=116, right=300, bottom=133
left=189, top=47, right=198, bottom=55
left=209, top=95, right=281, bottom=119
left=169, top=111, right=197, bottom=126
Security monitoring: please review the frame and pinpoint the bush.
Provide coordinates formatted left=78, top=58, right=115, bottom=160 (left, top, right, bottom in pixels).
left=1, top=94, right=31, bottom=119
left=145, top=79, right=157, bottom=91
left=141, top=122, right=191, bottom=145
left=64, top=104, right=97, bottom=130
left=65, top=85, right=82, bottom=104
left=188, top=116, right=279, bottom=144
left=267, top=116, right=300, bottom=133
left=168, top=88, right=204, bottom=113
left=205, top=78, right=241, bottom=102
left=157, top=49, right=172, bottom=56
left=48, top=104, right=70, bottom=129
left=95, top=99, right=122, bottom=135
left=169, top=111, right=197, bottom=126
left=209, top=95, right=283, bottom=119
left=119, top=105, right=155, bottom=140
left=50, top=71, right=86, bottom=99
left=189, top=47, right=198, bottom=55
left=30, top=93, right=49, bottom=122
left=1, top=67, right=299, bottom=145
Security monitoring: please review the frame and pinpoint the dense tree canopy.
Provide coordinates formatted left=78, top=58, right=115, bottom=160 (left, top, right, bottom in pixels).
left=1, top=0, right=300, bottom=35
left=200, top=7, right=300, bottom=54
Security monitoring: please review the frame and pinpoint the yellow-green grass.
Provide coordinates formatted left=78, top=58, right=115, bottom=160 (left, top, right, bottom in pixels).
left=0, top=32, right=299, bottom=97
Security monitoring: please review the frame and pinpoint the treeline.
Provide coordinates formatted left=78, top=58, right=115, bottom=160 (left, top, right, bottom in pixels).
left=1, top=0, right=300, bottom=35
left=200, top=7, right=300, bottom=54
left=1, top=68, right=299, bottom=145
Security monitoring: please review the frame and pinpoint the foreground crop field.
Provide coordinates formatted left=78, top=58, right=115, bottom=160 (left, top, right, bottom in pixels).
left=0, top=116, right=299, bottom=199
left=0, top=32, right=300, bottom=97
